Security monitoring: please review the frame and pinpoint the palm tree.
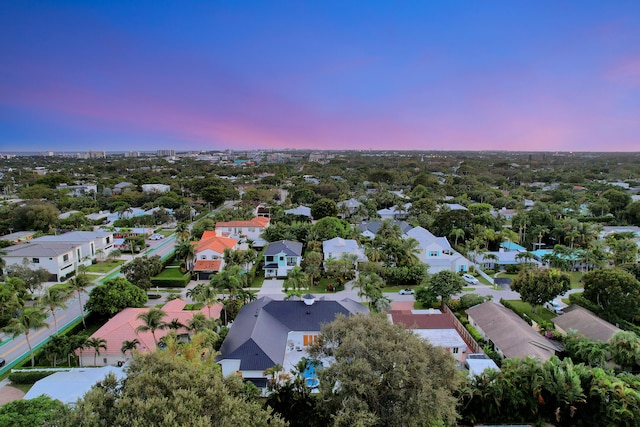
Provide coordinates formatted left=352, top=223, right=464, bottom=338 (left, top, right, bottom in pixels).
left=449, top=228, right=465, bottom=247
left=120, top=338, right=140, bottom=360
left=42, top=334, right=69, bottom=367
left=397, top=237, right=420, bottom=267
left=284, top=266, right=309, bottom=291
left=167, top=318, right=185, bottom=330
left=4, top=307, right=48, bottom=366
left=135, top=308, right=168, bottom=346
left=483, top=253, right=499, bottom=270
left=187, top=313, right=212, bottom=333
left=174, top=240, right=196, bottom=271
left=69, top=334, right=88, bottom=367
left=86, top=337, right=107, bottom=366
left=69, top=275, right=91, bottom=328
left=193, top=285, right=218, bottom=319
left=38, top=285, right=72, bottom=334
left=176, top=222, right=190, bottom=242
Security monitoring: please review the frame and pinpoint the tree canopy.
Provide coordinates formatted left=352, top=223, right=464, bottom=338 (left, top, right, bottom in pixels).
left=309, top=313, right=460, bottom=427
left=511, top=267, right=571, bottom=310
left=121, top=255, right=163, bottom=291
left=85, top=277, right=148, bottom=317
left=583, top=268, right=640, bottom=322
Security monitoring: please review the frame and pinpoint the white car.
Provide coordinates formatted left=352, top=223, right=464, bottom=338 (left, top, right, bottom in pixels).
left=398, top=288, right=415, bottom=295
left=461, top=273, right=479, bottom=285
left=149, top=234, right=165, bottom=240
left=544, top=300, right=564, bottom=315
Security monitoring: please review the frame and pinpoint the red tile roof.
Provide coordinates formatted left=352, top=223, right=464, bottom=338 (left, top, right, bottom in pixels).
left=194, top=234, right=238, bottom=255
left=80, top=299, right=222, bottom=357
left=193, top=260, right=222, bottom=272
left=215, top=216, right=270, bottom=228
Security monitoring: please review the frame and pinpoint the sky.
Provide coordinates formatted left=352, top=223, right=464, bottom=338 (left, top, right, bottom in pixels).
left=1, top=1, right=640, bottom=152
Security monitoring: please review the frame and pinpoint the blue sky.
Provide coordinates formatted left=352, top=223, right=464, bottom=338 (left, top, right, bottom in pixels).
left=1, top=1, right=639, bottom=152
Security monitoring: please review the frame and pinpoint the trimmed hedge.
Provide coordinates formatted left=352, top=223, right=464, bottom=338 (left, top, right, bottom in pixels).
left=465, top=324, right=484, bottom=343
left=9, top=371, right=56, bottom=384
left=150, top=273, right=190, bottom=288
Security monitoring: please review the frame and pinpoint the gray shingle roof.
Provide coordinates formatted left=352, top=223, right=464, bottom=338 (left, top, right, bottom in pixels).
left=552, top=305, right=621, bottom=342
left=264, top=240, right=303, bottom=257
left=219, top=297, right=368, bottom=371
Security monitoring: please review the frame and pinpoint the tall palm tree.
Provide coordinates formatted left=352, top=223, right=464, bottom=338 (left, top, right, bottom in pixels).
left=176, top=222, right=191, bottom=242
left=449, top=228, right=465, bottom=247
left=69, top=274, right=91, bottom=328
left=193, top=285, right=218, bottom=319
left=4, top=307, right=48, bottom=366
left=38, top=285, right=72, bottom=334
left=42, top=334, right=69, bottom=367
left=167, top=318, right=185, bottom=330
left=121, top=338, right=140, bottom=360
left=86, top=337, right=107, bottom=366
left=135, top=308, right=168, bottom=346
left=175, top=240, right=196, bottom=271
left=397, top=237, right=421, bottom=267
left=284, top=266, right=309, bottom=291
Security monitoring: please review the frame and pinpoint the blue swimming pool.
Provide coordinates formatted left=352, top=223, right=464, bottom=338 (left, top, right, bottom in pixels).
left=303, top=359, right=320, bottom=388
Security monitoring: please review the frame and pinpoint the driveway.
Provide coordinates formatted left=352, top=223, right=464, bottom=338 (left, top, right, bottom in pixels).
left=258, top=279, right=285, bottom=298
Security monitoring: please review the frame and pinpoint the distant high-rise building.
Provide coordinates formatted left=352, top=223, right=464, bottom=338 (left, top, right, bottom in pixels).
left=124, top=151, right=140, bottom=158
left=157, top=149, right=176, bottom=157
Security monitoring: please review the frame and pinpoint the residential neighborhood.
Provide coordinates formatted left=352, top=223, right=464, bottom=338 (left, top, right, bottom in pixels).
left=1, top=149, right=640, bottom=426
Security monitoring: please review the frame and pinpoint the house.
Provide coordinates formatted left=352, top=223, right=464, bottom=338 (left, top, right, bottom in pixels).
left=500, top=241, right=527, bottom=252
left=217, top=295, right=368, bottom=391
left=215, top=216, right=270, bottom=247
left=405, top=226, right=470, bottom=273
left=552, top=305, right=621, bottom=342
left=2, top=242, right=81, bottom=281
left=377, top=204, right=411, bottom=220
left=24, top=366, right=126, bottom=404
left=33, top=230, right=115, bottom=261
left=79, top=299, right=220, bottom=366
left=284, top=206, right=312, bottom=218
left=263, top=240, right=303, bottom=278
left=0, top=231, right=37, bottom=245
left=322, top=237, right=368, bottom=264
left=193, top=231, right=239, bottom=280
left=476, top=251, right=541, bottom=270
left=141, top=183, right=171, bottom=193
left=56, top=183, right=98, bottom=197
left=388, top=308, right=467, bottom=362
left=1, top=230, right=115, bottom=281
left=358, top=221, right=413, bottom=239
left=337, top=198, right=362, bottom=217
left=466, top=302, right=559, bottom=361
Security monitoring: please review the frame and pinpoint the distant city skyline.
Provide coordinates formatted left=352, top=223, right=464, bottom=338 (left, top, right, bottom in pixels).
left=1, top=1, right=639, bottom=152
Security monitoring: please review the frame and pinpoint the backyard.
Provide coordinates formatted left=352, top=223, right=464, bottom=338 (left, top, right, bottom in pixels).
left=497, top=270, right=584, bottom=289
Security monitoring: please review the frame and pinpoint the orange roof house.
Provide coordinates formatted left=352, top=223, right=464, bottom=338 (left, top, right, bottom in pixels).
left=192, top=232, right=238, bottom=280
left=79, top=299, right=221, bottom=367
left=214, top=217, right=270, bottom=248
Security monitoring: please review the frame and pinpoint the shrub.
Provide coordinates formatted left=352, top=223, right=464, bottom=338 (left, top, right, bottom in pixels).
left=465, top=324, right=484, bottom=343
left=148, top=294, right=162, bottom=300
left=150, top=273, right=190, bottom=288
left=483, top=269, right=495, bottom=275
left=184, top=303, right=204, bottom=310
left=9, top=371, right=55, bottom=384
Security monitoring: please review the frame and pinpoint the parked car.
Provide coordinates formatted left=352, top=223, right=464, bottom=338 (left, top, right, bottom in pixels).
left=461, top=273, right=479, bottom=285
left=544, top=300, right=564, bottom=315
left=398, top=288, right=415, bottom=295
left=149, top=234, right=165, bottom=240
left=0, top=358, right=5, bottom=368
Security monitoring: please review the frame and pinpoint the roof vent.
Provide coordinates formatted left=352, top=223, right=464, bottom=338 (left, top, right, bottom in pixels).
left=302, top=293, right=315, bottom=306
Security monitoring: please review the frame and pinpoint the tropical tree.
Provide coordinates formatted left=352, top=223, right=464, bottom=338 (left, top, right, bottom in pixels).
left=42, top=334, right=70, bottom=367
left=449, top=228, right=465, bottom=247
left=609, top=331, right=640, bottom=370
left=192, top=285, right=218, bottom=319
left=175, top=222, right=190, bottom=242
left=428, top=270, right=466, bottom=309
left=166, top=318, right=185, bottom=330
left=583, top=268, right=640, bottom=322
left=511, top=268, right=571, bottom=312
left=69, top=274, right=91, bottom=328
left=37, top=284, right=72, bottom=334
left=284, top=266, right=309, bottom=291
left=86, top=337, right=108, bottom=366
left=121, top=255, right=163, bottom=292
left=135, top=308, right=168, bottom=346
left=302, top=251, right=323, bottom=286
left=309, top=313, right=460, bottom=426
left=3, top=307, right=48, bottom=366
left=85, top=277, right=148, bottom=317
left=174, top=240, right=196, bottom=271
left=120, top=338, right=140, bottom=360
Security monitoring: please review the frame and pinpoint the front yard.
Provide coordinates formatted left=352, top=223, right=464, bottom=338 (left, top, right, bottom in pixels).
left=502, top=299, right=557, bottom=325
left=86, top=260, right=125, bottom=273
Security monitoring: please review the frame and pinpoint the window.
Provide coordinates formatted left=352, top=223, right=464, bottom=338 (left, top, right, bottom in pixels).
left=106, top=236, right=111, bottom=244
left=428, top=251, right=439, bottom=257
left=63, top=254, right=69, bottom=262
left=32, top=257, right=40, bottom=263
left=265, top=256, right=274, bottom=262
left=303, top=335, right=319, bottom=346
left=452, top=348, right=459, bottom=354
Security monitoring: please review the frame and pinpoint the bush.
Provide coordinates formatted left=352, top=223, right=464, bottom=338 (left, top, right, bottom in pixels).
left=483, top=269, right=495, bottom=275
left=465, top=324, right=484, bottom=343
left=459, top=293, right=491, bottom=310
left=9, top=371, right=55, bottom=384
left=148, top=294, right=162, bottom=300
left=504, top=264, right=521, bottom=274
left=150, top=273, right=190, bottom=288
left=184, top=303, right=204, bottom=310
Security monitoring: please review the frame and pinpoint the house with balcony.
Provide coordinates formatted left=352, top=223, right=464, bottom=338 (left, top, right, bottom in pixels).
left=217, top=295, right=368, bottom=392
left=263, top=240, right=303, bottom=278
left=214, top=216, right=270, bottom=248
left=192, top=231, right=239, bottom=280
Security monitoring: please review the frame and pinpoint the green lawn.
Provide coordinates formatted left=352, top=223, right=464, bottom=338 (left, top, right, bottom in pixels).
left=503, top=299, right=556, bottom=324
left=154, top=268, right=188, bottom=279
left=86, top=260, right=125, bottom=273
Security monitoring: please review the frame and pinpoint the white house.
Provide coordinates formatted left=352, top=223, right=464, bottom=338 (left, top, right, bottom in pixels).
left=405, top=226, right=470, bottom=273
left=193, top=231, right=239, bottom=280
left=141, top=184, right=171, bottom=193
left=33, top=230, right=115, bottom=261
left=322, top=237, right=368, bottom=264
left=214, top=216, right=270, bottom=247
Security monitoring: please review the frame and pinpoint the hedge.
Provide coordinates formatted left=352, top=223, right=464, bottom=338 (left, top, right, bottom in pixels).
left=150, top=273, right=190, bottom=288
left=465, top=324, right=484, bottom=343
left=9, top=371, right=56, bottom=384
